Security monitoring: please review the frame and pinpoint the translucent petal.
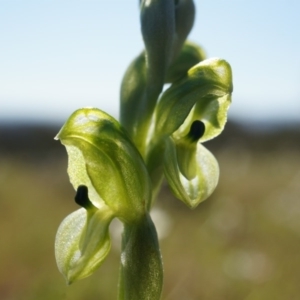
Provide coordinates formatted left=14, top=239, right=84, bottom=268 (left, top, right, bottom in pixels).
left=173, top=93, right=231, bottom=143
left=164, top=137, right=219, bottom=208
left=166, top=41, right=206, bottom=83
left=56, top=108, right=152, bottom=222
left=65, top=145, right=105, bottom=209
left=55, top=207, right=113, bottom=284
left=156, top=58, right=233, bottom=141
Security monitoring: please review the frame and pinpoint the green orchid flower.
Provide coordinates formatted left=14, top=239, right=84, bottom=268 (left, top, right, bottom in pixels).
left=54, top=108, right=163, bottom=298
left=155, top=57, right=233, bottom=208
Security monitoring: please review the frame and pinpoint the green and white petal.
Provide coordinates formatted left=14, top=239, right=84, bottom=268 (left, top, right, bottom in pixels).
left=156, top=58, right=233, bottom=141
left=55, top=207, right=114, bottom=284
left=56, top=108, right=152, bottom=222
left=163, top=137, right=219, bottom=209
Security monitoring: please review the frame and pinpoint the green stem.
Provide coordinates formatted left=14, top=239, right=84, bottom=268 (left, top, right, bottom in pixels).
left=145, top=136, right=166, bottom=205
left=118, top=214, right=163, bottom=300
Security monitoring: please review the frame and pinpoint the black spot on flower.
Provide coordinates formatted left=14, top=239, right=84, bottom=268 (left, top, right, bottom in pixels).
left=188, top=120, right=205, bottom=142
left=75, top=185, right=95, bottom=210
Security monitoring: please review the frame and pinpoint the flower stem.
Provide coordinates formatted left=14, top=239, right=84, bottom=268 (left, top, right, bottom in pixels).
left=118, top=213, right=163, bottom=300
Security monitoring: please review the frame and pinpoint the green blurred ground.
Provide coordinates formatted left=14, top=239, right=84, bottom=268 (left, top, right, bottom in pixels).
left=0, top=122, right=299, bottom=300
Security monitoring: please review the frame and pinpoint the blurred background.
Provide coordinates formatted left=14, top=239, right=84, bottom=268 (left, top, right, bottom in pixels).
left=0, top=1, right=299, bottom=299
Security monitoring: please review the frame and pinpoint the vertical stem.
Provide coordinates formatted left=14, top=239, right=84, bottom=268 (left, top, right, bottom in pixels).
left=145, top=136, right=166, bottom=204
left=118, top=214, right=163, bottom=300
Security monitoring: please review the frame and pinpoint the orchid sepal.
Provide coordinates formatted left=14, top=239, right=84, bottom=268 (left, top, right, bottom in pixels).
left=156, top=58, right=233, bottom=143
left=55, top=206, right=114, bottom=284
left=55, top=108, right=152, bottom=222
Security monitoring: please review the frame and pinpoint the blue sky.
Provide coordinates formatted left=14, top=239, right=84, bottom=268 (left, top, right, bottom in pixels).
left=1, top=0, right=299, bottom=124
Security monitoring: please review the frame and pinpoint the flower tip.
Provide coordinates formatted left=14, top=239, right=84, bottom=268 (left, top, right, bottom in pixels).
left=188, top=201, right=200, bottom=210
left=65, top=276, right=75, bottom=286
left=64, top=270, right=80, bottom=286
left=67, top=276, right=77, bottom=285
left=54, top=130, right=63, bottom=140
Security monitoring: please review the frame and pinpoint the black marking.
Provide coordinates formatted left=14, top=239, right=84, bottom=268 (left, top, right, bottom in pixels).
left=187, top=120, right=205, bottom=142
left=75, top=185, right=94, bottom=210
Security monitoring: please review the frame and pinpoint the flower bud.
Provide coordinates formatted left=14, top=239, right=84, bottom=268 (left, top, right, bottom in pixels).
left=166, top=41, right=206, bottom=83
left=140, top=0, right=176, bottom=93
left=173, top=0, right=196, bottom=57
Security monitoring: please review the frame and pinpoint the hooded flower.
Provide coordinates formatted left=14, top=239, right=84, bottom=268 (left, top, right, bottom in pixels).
left=155, top=58, right=233, bottom=208
left=54, top=108, right=154, bottom=284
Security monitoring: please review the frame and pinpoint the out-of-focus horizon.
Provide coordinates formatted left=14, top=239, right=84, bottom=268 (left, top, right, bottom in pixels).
left=1, top=0, right=299, bottom=125
left=1, top=117, right=300, bottom=299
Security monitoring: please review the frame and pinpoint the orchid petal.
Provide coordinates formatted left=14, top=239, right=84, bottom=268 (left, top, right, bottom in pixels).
left=164, top=137, right=219, bottom=208
left=55, top=207, right=113, bottom=284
